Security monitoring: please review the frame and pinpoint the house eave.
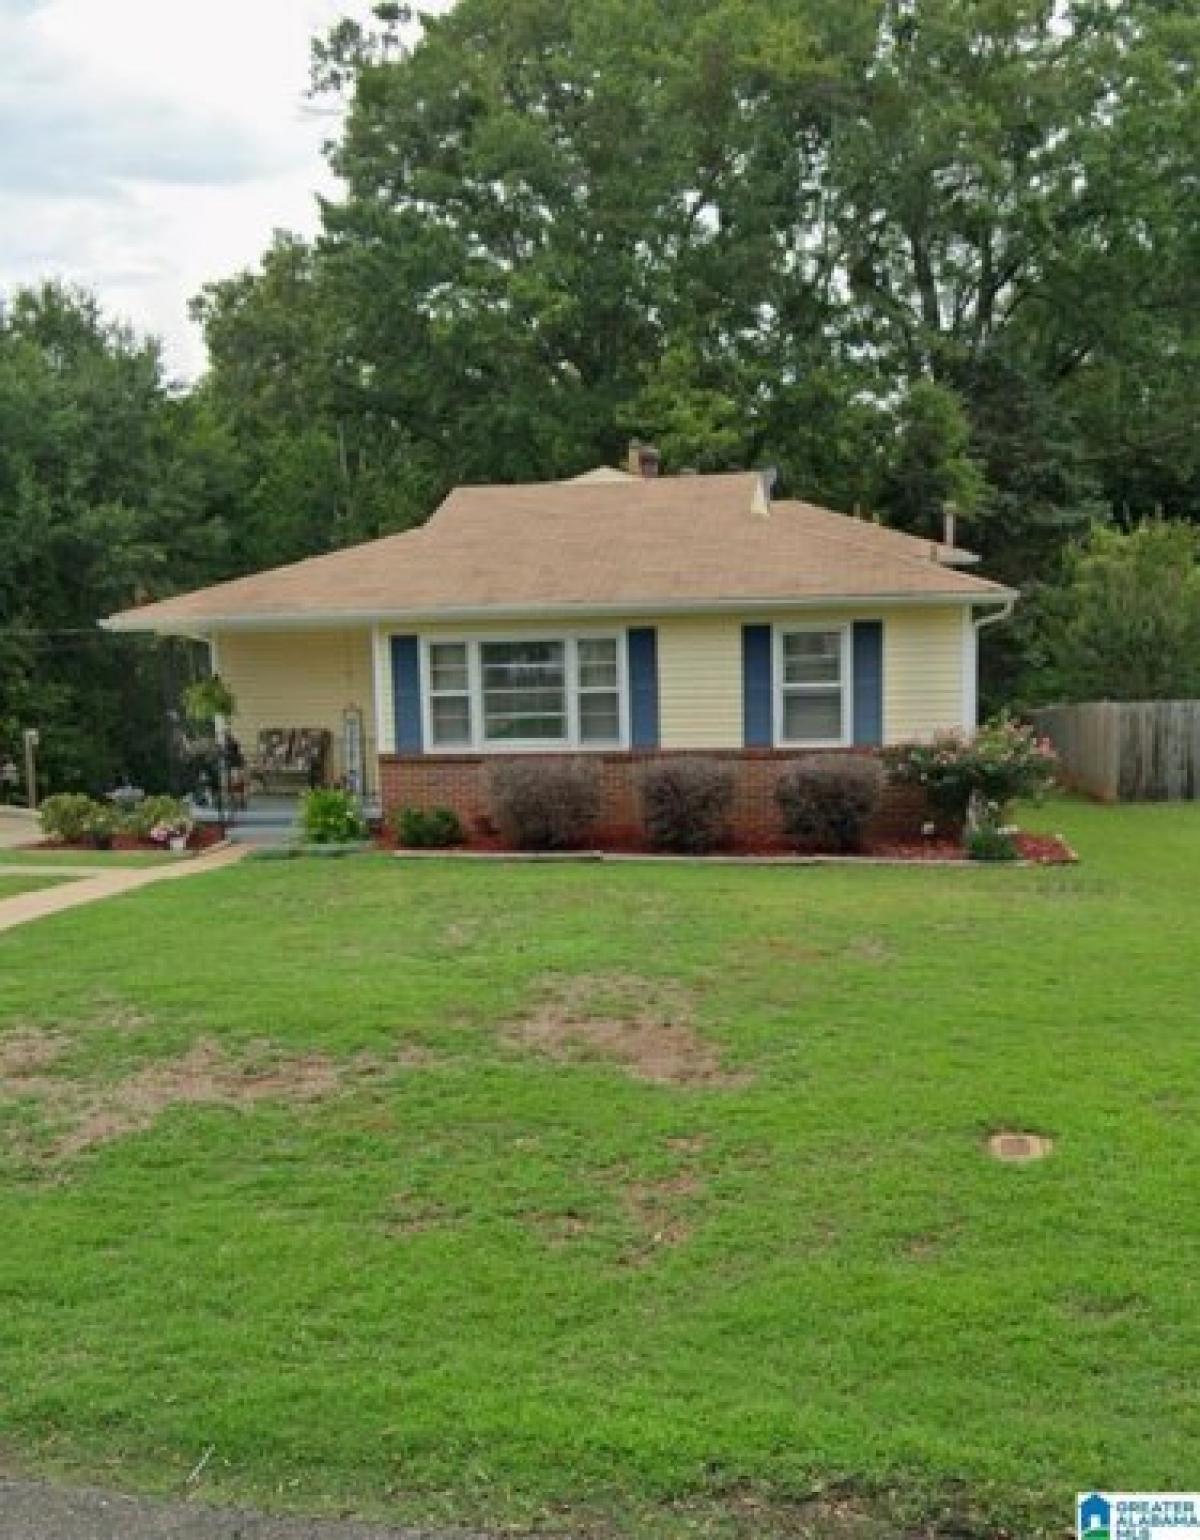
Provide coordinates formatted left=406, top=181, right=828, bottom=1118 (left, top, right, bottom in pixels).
left=100, top=589, right=1018, bottom=637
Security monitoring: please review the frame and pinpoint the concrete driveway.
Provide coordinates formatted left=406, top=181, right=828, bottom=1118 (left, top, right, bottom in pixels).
left=0, top=808, right=38, bottom=849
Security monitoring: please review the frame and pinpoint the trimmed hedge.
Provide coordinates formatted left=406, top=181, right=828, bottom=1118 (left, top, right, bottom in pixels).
left=394, top=805, right=465, bottom=849
left=636, top=757, right=733, bottom=853
left=485, top=759, right=601, bottom=850
left=775, top=755, right=883, bottom=853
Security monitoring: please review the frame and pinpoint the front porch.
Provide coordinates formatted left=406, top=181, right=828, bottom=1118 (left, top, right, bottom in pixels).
left=191, top=792, right=382, bottom=846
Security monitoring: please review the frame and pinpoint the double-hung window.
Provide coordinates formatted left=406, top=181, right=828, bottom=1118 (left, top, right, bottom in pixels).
left=423, top=635, right=624, bottom=749
left=426, top=642, right=472, bottom=746
left=777, top=627, right=849, bottom=746
left=575, top=637, right=621, bottom=744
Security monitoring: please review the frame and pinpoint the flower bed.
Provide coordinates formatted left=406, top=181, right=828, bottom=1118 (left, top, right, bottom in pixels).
left=28, top=824, right=224, bottom=855
left=374, top=824, right=1076, bottom=865
left=372, top=722, right=1073, bottom=864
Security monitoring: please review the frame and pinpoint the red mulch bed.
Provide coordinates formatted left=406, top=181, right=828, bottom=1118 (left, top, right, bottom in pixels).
left=26, top=825, right=225, bottom=855
left=373, top=827, right=1077, bottom=865
left=1013, top=831, right=1076, bottom=864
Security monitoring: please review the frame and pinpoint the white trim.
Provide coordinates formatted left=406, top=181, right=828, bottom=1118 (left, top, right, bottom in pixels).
left=100, top=591, right=1018, bottom=635
left=772, top=623, right=853, bottom=749
left=416, top=630, right=630, bottom=754
left=208, top=635, right=229, bottom=742
left=961, top=608, right=978, bottom=731
left=371, top=624, right=393, bottom=755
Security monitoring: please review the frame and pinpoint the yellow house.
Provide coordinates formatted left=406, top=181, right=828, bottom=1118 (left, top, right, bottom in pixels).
left=102, top=462, right=1014, bottom=839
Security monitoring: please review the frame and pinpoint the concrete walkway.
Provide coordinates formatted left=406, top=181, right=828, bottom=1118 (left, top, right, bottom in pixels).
left=0, top=1480, right=501, bottom=1540
left=0, top=845, right=248, bottom=934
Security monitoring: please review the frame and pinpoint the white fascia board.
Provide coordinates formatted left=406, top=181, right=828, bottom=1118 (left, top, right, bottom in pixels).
left=99, top=590, right=1018, bottom=636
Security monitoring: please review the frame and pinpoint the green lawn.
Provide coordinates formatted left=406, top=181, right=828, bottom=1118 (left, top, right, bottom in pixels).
left=0, top=799, right=1195, bottom=1537
left=0, top=847, right=185, bottom=867
left=0, top=873, right=76, bottom=899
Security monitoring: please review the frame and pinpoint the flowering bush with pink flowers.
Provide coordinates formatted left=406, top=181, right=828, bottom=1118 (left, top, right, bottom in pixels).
left=883, top=715, right=1057, bottom=822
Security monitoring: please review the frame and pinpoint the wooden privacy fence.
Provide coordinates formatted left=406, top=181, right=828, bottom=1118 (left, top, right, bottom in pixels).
left=1034, top=702, right=1200, bottom=802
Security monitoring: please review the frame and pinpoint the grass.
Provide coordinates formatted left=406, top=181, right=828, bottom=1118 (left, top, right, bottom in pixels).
left=0, top=874, right=75, bottom=900
left=0, top=798, right=1195, bottom=1537
left=0, top=847, right=186, bottom=868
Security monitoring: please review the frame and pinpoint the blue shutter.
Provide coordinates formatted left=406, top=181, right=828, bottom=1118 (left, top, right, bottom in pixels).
left=391, top=635, right=423, bottom=753
left=627, top=628, right=659, bottom=748
left=742, top=625, right=773, bottom=747
left=852, top=621, right=884, bottom=746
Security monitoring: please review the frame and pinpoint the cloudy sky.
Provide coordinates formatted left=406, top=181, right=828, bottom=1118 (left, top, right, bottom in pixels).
left=0, top=0, right=451, bottom=380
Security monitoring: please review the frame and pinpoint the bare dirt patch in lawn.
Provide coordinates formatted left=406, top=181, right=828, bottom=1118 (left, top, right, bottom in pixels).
left=0, top=1028, right=68, bottom=1081
left=621, top=1171, right=702, bottom=1258
left=529, top=1208, right=595, bottom=1248
left=506, top=973, right=751, bottom=1088
left=0, top=1033, right=437, bottom=1161
left=80, top=1000, right=157, bottom=1035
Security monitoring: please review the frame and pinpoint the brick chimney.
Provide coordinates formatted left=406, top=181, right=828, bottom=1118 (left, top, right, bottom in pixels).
left=627, top=439, right=661, bottom=478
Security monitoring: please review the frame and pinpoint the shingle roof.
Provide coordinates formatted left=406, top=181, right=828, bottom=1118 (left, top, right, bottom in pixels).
left=103, top=471, right=1014, bottom=632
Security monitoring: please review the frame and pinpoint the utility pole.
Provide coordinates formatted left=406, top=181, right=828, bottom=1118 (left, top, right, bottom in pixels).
left=22, top=728, right=39, bottom=810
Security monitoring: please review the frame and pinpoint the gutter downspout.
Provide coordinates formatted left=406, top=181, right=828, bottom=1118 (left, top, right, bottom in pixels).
left=965, top=597, right=1015, bottom=732
left=973, top=597, right=1014, bottom=635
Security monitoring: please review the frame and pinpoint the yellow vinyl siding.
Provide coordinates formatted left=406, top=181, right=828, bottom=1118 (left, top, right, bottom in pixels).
left=215, top=628, right=379, bottom=788
left=882, top=607, right=967, bottom=742
left=652, top=606, right=967, bottom=747
left=657, top=617, right=743, bottom=748
left=378, top=604, right=970, bottom=754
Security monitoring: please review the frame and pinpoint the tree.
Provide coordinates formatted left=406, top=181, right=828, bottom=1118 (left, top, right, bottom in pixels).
left=0, top=283, right=221, bottom=792
left=876, top=379, right=984, bottom=541
left=1038, top=523, right=1200, bottom=702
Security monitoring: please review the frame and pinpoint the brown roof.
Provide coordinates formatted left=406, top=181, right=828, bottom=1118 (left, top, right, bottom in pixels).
left=103, top=471, right=1013, bottom=632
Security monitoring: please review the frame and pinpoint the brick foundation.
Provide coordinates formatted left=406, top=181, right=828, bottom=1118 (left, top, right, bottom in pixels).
left=379, top=749, right=930, bottom=850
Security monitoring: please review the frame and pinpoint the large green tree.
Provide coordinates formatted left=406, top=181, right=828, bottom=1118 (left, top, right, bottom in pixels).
left=0, top=284, right=223, bottom=792
left=284, top=0, right=1197, bottom=557
left=1034, top=523, right=1200, bottom=702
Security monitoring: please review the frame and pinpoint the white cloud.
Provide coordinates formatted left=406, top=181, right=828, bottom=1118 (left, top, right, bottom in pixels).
left=0, top=0, right=454, bottom=379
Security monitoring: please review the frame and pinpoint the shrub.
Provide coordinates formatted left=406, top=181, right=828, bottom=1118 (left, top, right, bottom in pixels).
left=300, top=787, right=366, bottom=844
left=636, top=757, right=733, bottom=853
left=485, top=758, right=601, bottom=850
left=965, top=817, right=1019, bottom=862
left=81, top=803, right=119, bottom=849
left=775, top=755, right=884, bottom=853
left=39, top=793, right=100, bottom=844
left=123, top=794, right=189, bottom=841
left=393, top=805, right=465, bottom=849
left=883, top=714, right=1056, bottom=822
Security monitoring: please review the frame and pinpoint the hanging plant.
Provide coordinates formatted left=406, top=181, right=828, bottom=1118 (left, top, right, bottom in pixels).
left=183, top=675, right=236, bottom=725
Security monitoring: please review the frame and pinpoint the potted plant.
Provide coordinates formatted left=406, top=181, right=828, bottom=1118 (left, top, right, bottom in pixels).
left=150, top=814, right=194, bottom=852
left=183, top=675, right=236, bottom=727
